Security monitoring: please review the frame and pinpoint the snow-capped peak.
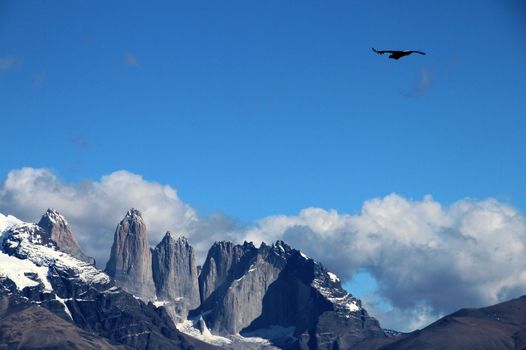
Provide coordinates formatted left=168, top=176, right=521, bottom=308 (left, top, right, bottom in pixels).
left=42, top=208, right=68, bottom=225
left=1, top=219, right=111, bottom=287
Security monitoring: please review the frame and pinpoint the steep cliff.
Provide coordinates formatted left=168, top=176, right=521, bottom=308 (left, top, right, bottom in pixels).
left=105, top=209, right=156, bottom=300
left=37, top=208, right=95, bottom=265
left=152, top=232, right=200, bottom=319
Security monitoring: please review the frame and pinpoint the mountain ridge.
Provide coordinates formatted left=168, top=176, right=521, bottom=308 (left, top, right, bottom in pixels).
left=0, top=210, right=220, bottom=350
left=0, top=209, right=387, bottom=349
left=5, top=208, right=525, bottom=350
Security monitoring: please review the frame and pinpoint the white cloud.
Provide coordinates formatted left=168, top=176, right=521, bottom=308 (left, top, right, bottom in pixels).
left=240, top=194, right=526, bottom=331
left=0, top=168, right=198, bottom=265
left=2, top=168, right=526, bottom=332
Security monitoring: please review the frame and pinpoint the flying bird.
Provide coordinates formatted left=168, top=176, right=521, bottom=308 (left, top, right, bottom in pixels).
left=372, top=48, right=426, bottom=60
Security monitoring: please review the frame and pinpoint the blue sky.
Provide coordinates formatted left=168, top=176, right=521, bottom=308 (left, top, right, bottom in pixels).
left=1, top=0, right=525, bottom=220
left=1, top=0, right=526, bottom=330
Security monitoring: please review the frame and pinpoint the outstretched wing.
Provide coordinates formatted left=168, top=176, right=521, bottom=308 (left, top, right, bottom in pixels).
left=410, top=50, right=426, bottom=55
left=372, top=48, right=394, bottom=55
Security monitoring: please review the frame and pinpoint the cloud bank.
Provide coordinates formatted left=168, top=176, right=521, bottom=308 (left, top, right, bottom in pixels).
left=0, top=168, right=198, bottom=265
left=1, top=167, right=526, bottom=331
left=243, top=196, right=526, bottom=329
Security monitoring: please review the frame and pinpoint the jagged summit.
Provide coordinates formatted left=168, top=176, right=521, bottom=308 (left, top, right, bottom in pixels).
left=105, top=208, right=156, bottom=300
left=153, top=231, right=200, bottom=319
left=0, top=212, right=216, bottom=350
left=125, top=207, right=143, bottom=220
left=161, top=231, right=190, bottom=244
left=37, top=208, right=95, bottom=265
left=43, top=208, right=69, bottom=224
left=190, top=238, right=384, bottom=348
left=198, top=240, right=259, bottom=304
left=1, top=210, right=387, bottom=349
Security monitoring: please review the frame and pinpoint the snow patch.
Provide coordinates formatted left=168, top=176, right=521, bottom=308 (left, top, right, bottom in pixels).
left=312, top=273, right=362, bottom=317
left=55, top=295, right=73, bottom=320
left=176, top=320, right=232, bottom=346
left=5, top=224, right=111, bottom=286
left=153, top=300, right=170, bottom=307
left=0, top=251, right=51, bottom=291
left=240, top=325, right=296, bottom=343
left=327, top=272, right=340, bottom=283
left=344, top=300, right=360, bottom=312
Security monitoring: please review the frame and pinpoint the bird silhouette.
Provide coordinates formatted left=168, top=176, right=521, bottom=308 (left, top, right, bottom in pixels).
left=372, top=48, right=426, bottom=60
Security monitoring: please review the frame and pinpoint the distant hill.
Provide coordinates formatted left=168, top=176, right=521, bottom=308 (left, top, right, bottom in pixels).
left=353, top=295, right=526, bottom=350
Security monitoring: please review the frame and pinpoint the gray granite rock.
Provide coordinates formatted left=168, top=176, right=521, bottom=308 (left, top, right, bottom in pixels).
left=152, top=232, right=200, bottom=318
left=37, top=208, right=95, bottom=265
left=193, top=242, right=287, bottom=335
left=192, top=240, right=386, bottom=349
left=0, top=216, right=220, bottom=350
left=105, top=209, right=156, bottom=300
left=198, top=240, right=258, bottom=303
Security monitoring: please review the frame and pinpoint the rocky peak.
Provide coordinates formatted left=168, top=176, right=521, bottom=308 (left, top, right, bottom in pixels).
left=272, top=240, right=292, bottom=254
left=198, top=240, right=258, bottom=303
left=0, top=215, right=215, bottom=350
left=37, top=208, right=95, bottom=265
left=152, top=231, right=200, bottom=318
left=122, top=208, right=145, bottom=232
left=190, top=239, right=385, bottom=348
left=243, top=242, right=385, bottom=349
left=192, top=240, right=290, bottom=334
left=105, top=209, right=156, bottom=300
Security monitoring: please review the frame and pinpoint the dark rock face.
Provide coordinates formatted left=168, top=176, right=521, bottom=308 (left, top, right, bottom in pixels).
left=152, top=232, right=200, bottom=318
left=246, top=245, right=386, bottom=350
left=192, top=240, right=386, bottom=349
left=353, top=295, right=526, bottom=350
left=105, top=209, right=156, bottom=300
left=37, top=208, right=95, bottom=265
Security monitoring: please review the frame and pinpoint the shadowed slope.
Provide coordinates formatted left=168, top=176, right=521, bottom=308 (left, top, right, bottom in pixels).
left=0, top=305, right=126, bottom=350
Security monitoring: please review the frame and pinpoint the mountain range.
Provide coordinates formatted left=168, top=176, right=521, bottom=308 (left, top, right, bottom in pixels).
left=1, top=209, right=525, bottom=350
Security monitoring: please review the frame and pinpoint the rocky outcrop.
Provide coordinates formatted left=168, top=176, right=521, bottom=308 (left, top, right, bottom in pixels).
left=37, top=208, right=95, bottom=265
left=198, top=240, right=258, bottom=303
left=152, top=232, right=200, bottom=319
left=192, top=241, right=286, bottom=334
left=191, top=240, right=386, bottom=349
left=246, top=244, right=386, bottom=350
left=105, top=209, right=156, bottom=300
